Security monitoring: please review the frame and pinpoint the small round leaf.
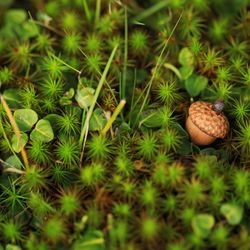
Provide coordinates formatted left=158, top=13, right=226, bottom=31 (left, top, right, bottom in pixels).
left=5, top=9, right=27, bottom=24
left=43, top=114, right=61, bottom=131
left=14, top=109, right=38, bottom=132
left=179, top=65, right=194, bottom=80
left=30, top=119, right=54, bottom=143
left=11, top=133, right=28, bottom=153
left=3, top=89, right=22, bottom=109
left=178, top=47, right=194, bottom=66
left=6, top=245, right=22, bottom=250
left=220, top=203, right=243, bottom=225
left=22, top=21, right=39, bottom=39
left=75, top=87, right=95, bottom=110
left=185, top=74, right=208, bottom=97
left=191, top=214, right=215, bottom=238
left=140, top=109, right=162, bottom=128
left=89, top=109, right=106, bottom=131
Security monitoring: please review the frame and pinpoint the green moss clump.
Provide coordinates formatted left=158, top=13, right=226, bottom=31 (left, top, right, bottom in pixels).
left=0, top=0, right=249, bottom=249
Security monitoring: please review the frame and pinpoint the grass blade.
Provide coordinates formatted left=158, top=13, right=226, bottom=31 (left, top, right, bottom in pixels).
left=95, top=0, right=101, bottom=27
left=131, top=1, right=169, bottom=23
left=79, top=44, right=118, bottom=164
left=83, top=0, right=91, bottom=23
left=133, top=12, right=183, bottom=127
left=121, top=5, right=128, bottom=100
left=101, top=99, right=126, bottom=136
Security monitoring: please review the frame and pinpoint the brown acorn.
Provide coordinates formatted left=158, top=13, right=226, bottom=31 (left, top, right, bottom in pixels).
left=186, top=100, right=229, bottom=145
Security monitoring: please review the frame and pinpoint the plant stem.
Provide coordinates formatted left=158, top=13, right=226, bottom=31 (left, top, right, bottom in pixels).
left=0, top=95, right=29, bottom=168
left=79, top=48, right=119, bottom=106
left=122, top=5, right=128, bottom=100
left=4, top=168, right=25, bottom=175
left=79, top=45, right=118, bottom=164
left=129, top=68, right=137, bottom=126
left=131, top=0, right=169, bottom=23
left=83, top=0, right=91, bottom=23
left=133, top=12, right=183, bottom=127
left=28, top=12, right=64, bottom=37
left=164, top=63, right=182, bottom=80
left=49, top=53, right=81, bottom=74
left=95, top=0, right=101, bottom=27
left=101, top=99, right=126, bottom=136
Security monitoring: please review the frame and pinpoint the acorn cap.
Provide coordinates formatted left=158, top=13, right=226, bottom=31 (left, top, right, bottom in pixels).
left=188, top=101, right=229, bottom=138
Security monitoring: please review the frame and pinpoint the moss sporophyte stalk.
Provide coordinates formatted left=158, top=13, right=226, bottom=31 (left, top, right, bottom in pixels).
left=0, top=0, right=249, bottom=249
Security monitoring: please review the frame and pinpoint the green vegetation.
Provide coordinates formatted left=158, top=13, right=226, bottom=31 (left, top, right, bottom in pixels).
left=0, top=0, right=249, bottom=249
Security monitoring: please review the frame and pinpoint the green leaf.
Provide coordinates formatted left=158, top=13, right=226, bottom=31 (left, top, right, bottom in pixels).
left=72, top=230, right=105, bottom=250
left=14, top=109, right=38, bottom=132
left=4, top=155, right=22, bottom=169
left=0, top=24, right=16, bottom=39
left=89, top=109, right=106, bottom=131
left=185, top=74, right=208, bottom=97
left=5, top=245, right=22, bottom=250
left=37, top=12, right=52, bottom=24
left=11, top=133, right=28, bottom=153
left=118, top=122, right=132, bottom=136
left=43, top=114, right=61, bottom=131
left=172, top=123, right=193, bottom=155
left=164, top=63, right=182, bottom=80
left=173, top=123, right=189, bottom=139
left=5, top=9, right=27, bottom=24
left=22, top=21, right=39, bottom=39
left=75, top=87, right=95, bottom=110
left=65, top=88, right=75, bottom=99
left=30, top=119, right=54, bottom=143
left=179, top=65, right=194, bottom=80
left=178, top=47, right=194, bottom=66
left=3, top=89, right=22, bottom=109
left=140, top=109, right=162, bottom=128
left=178, top=140, right=192, bottom=155
left=191, top=214, right=215, bottom=238
left=220, top=203, right=243, bottom=225
left=60, top=96, right=73, bottom=106
left=191, top=143, right=201, bottom=154
left=60, top=88, right=75, bottom=106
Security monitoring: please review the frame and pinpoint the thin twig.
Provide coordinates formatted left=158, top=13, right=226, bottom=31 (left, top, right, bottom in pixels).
left=28, top=12, right=64, bottom=37
left=101, top=99, right=126, bottom=136
left=4, top=168, right=25, bottom=175
left=0, top=95, right=29, bottom=168
left=0, top=159, right=25, bottom=175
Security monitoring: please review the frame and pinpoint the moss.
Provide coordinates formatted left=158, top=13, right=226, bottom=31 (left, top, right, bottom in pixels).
left=0, top=0, right=249, bottom=249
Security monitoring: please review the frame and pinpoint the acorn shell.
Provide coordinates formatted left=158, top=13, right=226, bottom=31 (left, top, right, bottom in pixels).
left=188, top=101, right=229, bottom=139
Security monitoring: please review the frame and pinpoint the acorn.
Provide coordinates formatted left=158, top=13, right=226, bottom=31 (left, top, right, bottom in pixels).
left=186, top=100, right=229, bottom=145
